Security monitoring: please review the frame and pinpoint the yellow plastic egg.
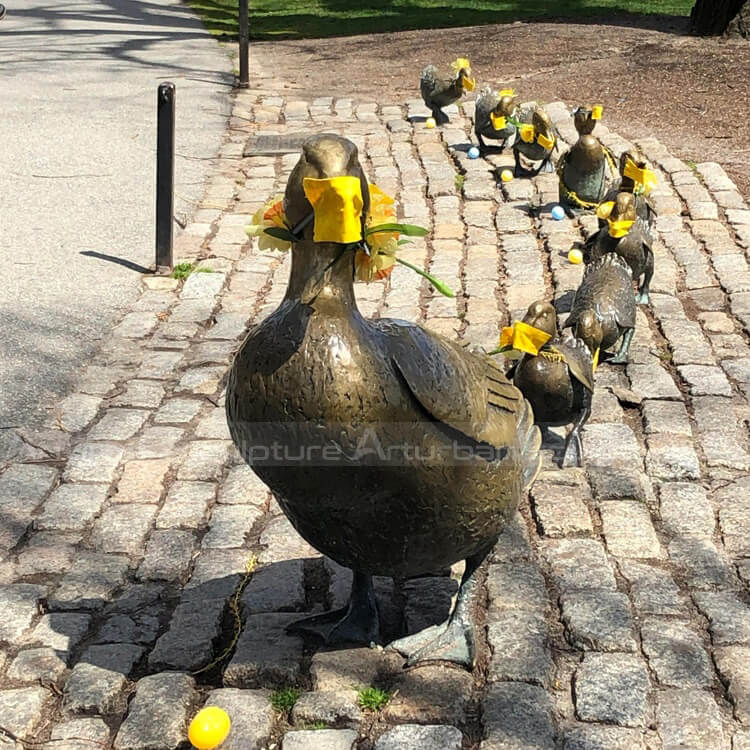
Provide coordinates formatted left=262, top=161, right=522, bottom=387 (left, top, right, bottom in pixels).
left=188, top=707, right=231, bottom=750
left=568, top=248, right=583, bottom=265
left=500, top=169, right=513, bottom=183
left=425, top=117, right=436, bottom=129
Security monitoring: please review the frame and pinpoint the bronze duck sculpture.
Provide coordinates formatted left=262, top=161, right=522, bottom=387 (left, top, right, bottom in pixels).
left=599, top=148, right=657, bottom=231
left=474, top=86, right=518, bottom=152
left=564, top=253, right=637, bottom=365
left=513, top=106, right=557, bottom=177
left=420, top=57, right=476, bottom=124
left=585, top=191, right=654, bottom=304
left=503, top=301, right=595, bottom=468
left=558, top=106, right=614, bottom=216
left=226, top=134, right=541, bottom=668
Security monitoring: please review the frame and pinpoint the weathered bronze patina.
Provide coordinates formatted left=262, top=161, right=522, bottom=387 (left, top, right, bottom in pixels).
left=474, top=87, right=518, bottom=152
left=507, top=301, right=595, bottom=468
left=585, top=192, right=654, bottom=304
left=599, top=148, right=657, bottom=230
left=513, top=106, right=557, bottom=177
left=558, top=106, right=614, bottom=215
left=564, top=253, right=637, bottom=365
left=420, top=61, right=475, bottom=124
left=226, top=134, right=541, bottom=667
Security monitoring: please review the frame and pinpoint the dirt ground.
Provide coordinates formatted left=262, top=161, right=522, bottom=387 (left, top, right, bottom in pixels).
left=253, top=16, right=750, bottom=198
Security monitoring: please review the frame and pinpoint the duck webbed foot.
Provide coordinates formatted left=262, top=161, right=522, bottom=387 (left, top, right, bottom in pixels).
left=387, top=544, right=491, bottom=669
left=287, top=570, right=380, bottom=646
left=608, top=328, right=635, bottom=365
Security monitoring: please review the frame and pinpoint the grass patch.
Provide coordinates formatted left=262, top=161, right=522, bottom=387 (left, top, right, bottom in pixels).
left=357, top=686, right=391, bottom=711
left=271, top=687, right=301, bottom=712
left=170, top=262, right=214, bottom=280
left=302, top=722, right=329, bottom=730
left=454, top=173, right=465, bottom=191
left=189, top=0, right=693, bottom=40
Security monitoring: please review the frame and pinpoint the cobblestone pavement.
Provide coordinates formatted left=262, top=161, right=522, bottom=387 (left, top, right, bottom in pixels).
left=1, top=85, right=750, bottom=750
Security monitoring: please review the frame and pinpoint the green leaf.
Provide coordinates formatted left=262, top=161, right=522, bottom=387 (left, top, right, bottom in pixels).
left=397, top=239, right=412, bottom=245
left=395, top=257, right=455, bottom=298
left=264, top=226, right=295, bottom=242
left=365, top=223, right=428, bottom=237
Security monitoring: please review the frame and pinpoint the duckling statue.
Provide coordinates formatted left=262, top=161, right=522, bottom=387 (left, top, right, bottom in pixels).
left=599, top=148, right=657, bottom=230
left=420, top=57, right=476, bottom=125
left=558, top=106, right=615, bottom=216
left=585, top=191, right=654, bottom=304
left=226, top=134, right=541, bottom=668
left=512, top=106, right=557, bottom=177
left=564, top=253, right=637, bottom=365
left=502, top=301, right=595, bottom=468
left=474, top=87, right=518, bottom=152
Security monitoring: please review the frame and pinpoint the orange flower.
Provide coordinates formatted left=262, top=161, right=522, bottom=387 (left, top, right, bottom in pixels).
left=245, top=194, right=291, bottom=252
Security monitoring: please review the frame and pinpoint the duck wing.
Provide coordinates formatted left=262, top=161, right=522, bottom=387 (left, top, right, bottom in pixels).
left=554, top=337, right=595, bottom=392
left=376, top=320, right=541, bottom=491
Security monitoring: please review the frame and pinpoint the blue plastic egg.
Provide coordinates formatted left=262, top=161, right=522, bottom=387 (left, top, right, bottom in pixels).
left=467, top=146, right=480, bottom=159
left=551, top=205, right=565, bottom=221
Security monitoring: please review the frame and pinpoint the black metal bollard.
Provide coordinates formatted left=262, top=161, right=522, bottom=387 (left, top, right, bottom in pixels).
left=238, top=0, right=249, bottom=88
left=155, top=82, right=175, bottom=273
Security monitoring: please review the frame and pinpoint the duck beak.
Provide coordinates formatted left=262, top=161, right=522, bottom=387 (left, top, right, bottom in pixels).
left=302, top=176, right=364, bottom=244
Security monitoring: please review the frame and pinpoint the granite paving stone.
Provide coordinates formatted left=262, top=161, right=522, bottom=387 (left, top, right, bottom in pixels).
left=282, top=730, right=358, bottom=750
left=640, top=619, right=713, bottom=688
left=374, top=725, right=463, bottom=750
left=114, top=673, right=197, bottom=750
left=562, top=591, right=637, bottom=652
left=714, top=646, right=750, bottom=722
left=204, top=688, right=274, bottom=750
left=0, top=687, right=53, bottom=740
left=36, top=483, right=109, bottom=531
left=0, top=584, right=47, bottom=644
left=656, top=689, right=726, bottom=750
left=64, top=644, right=144, bottom=714
left=482, top=682, right=556, bottom=750
left=575, top=653, right=650, bottom=727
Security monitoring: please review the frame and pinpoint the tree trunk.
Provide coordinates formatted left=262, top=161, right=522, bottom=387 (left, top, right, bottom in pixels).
left=690, top=0, right=748, bottom=36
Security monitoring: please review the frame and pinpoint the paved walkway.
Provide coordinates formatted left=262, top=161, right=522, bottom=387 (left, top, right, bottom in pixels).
left=0, top=0, right=232, bottom=449
left=1, top=83, right=750, bottom=750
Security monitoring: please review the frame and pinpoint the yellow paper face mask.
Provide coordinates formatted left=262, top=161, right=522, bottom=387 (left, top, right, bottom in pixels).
left=596, top=201, right=615, bottom=220
left=490, top=112, right=507, bottom=130
left=519, top=124, right=535, bottom=143
left=608, top=219, right=635, bottom=238
left=591, top=105, right=603, bottom=120
left=536, top=132, right=555, bottom=150
left=498, top=88, right=515, bottom=97
left=623, top=159, right=657, bottom=194
left=592, top=347, right=600, bottom=371
left=499, top=321, right=552, bottom=356
left=302, top=176, right=364, bottom=244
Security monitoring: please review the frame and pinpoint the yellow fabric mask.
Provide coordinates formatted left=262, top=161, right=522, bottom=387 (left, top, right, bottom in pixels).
left=596, top=201, right=615, bottom=220
left=498, top=88, right=515, bottom=97
left=608, top=219, right=635, bottom=238
left=519, top=124, right=535, bottom=143
left=490, top=112, right=507, bottom=130
left=623, top=159, right=657, bottom=195
left=499, top=321, right=552, bottom=356
left=302, top=176, right=364, bottom=244
left=536, top=132, right=555, bottom=150
left=592, top=347, right=600, bottom=371
left=591, top=105, right=603, bottom=120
